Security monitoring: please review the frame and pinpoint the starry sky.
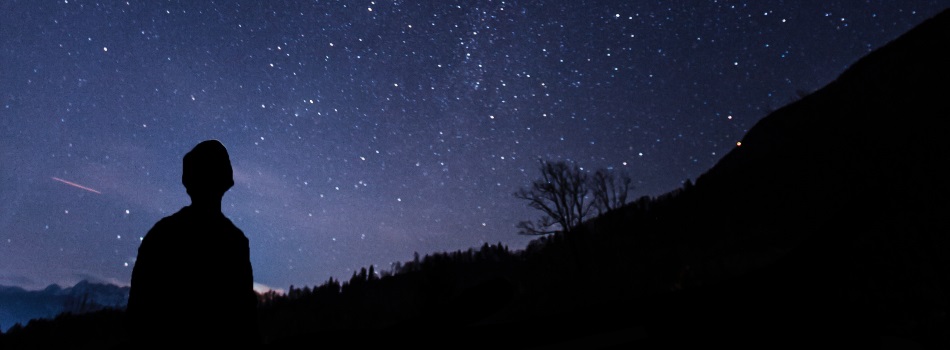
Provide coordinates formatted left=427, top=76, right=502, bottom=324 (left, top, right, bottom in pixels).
left=1, top=1, right=946, bottom=291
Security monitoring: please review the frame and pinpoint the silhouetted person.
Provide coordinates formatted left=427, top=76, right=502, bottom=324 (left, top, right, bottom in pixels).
left=127, top=140, right=259, bottom=346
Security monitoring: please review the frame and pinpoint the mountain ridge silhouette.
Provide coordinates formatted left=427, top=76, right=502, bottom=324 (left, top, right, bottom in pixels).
left=0, top=280, right=129, bottom=333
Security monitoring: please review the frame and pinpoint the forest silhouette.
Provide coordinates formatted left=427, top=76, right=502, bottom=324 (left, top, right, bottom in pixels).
left=2, top=8, right=949, bottom=350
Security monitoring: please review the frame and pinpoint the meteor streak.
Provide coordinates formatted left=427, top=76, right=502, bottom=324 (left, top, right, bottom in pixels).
left=52, top=177, right=102, bottom=194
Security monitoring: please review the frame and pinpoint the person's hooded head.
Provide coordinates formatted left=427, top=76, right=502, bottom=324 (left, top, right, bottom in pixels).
left=182, top=140, right=234, bottom=199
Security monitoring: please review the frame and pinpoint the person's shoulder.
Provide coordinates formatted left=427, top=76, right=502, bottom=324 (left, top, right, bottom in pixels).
left=220, top=216, right=248, bottom=240
left=143, top=208, right=189, bottom=239
left=216, top=216, right=249, bottom=252
left=159, top=207, right=193, bottom=226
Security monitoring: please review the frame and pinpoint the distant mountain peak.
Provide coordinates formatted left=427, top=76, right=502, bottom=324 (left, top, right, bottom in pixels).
left=42, top=284, right=62, bottom=293
left=0, top=280, right=129, bottom=332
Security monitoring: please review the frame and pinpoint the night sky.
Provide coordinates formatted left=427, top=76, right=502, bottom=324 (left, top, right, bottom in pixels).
left=1, top=1, right=946, bottom=292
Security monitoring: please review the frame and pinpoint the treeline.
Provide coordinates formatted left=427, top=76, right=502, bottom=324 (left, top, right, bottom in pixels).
left=0, top=182, right=697, bottom=348
left=256, top=241, right=526, bottom=342
left=252, top=182, right=711, bottom=345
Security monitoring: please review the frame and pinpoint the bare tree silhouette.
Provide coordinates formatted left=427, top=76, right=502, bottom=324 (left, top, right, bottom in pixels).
left=514, top=160, right=593, bottom=235
left=590, top=168, right=632, bottom=215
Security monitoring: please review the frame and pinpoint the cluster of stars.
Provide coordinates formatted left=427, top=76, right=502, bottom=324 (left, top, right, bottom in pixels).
left=0, top=0, right=945, bottom=291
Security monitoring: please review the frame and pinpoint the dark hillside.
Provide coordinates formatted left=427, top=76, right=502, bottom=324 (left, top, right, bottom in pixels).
left=607, top=7, right=950, bottom=347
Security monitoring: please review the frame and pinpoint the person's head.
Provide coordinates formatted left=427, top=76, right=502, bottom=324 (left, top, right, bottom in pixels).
left=182, top=140, right=234, bottom=201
